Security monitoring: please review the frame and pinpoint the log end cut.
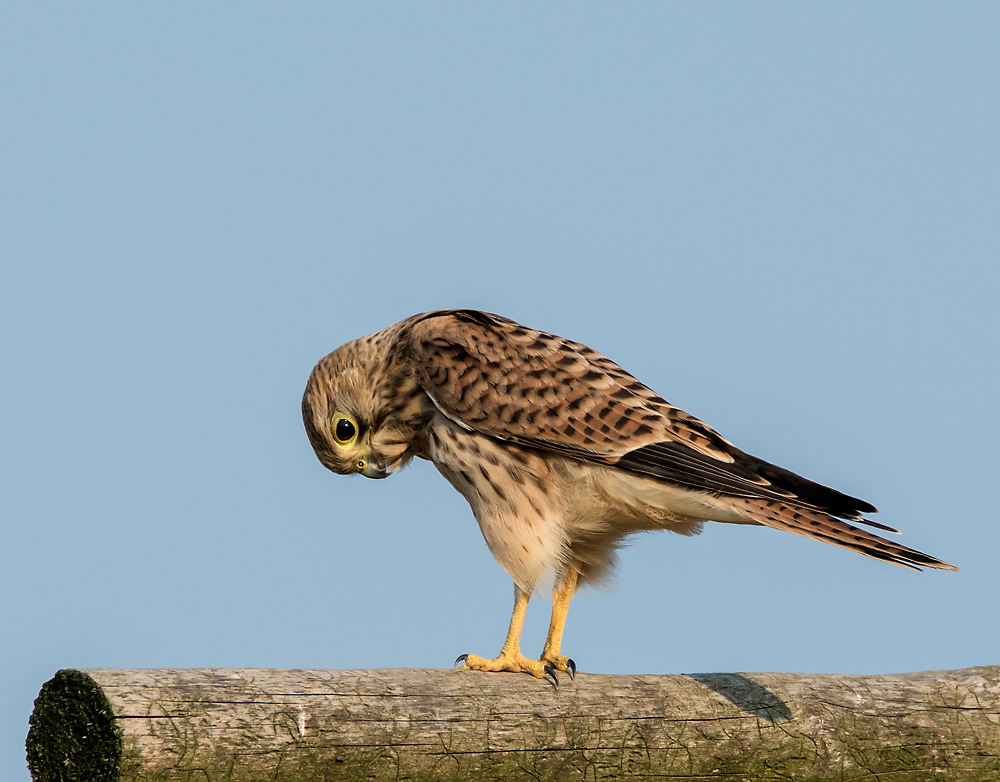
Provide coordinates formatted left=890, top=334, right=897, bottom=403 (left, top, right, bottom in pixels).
left=27, top=669, right=122, bottom=782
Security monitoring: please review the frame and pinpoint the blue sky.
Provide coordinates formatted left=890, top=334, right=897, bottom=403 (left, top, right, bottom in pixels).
left=2, top=4, right=998, bottom=779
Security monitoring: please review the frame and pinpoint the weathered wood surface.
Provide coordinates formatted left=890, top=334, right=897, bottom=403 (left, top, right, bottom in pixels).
left=27, top=666, right=1000, bottom=781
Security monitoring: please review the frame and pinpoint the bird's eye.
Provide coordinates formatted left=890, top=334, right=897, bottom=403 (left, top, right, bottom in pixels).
left=332, top=413, right=358, bottom=446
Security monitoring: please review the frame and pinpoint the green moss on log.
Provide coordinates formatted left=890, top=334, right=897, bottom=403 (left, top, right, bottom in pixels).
left=25, top=667, right=1000, bottom=781
left=26, top=669, right=122, bottom=782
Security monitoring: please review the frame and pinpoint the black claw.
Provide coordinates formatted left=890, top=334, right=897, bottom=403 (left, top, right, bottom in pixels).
left=454, top=654, right=469, bottom=667
left=543, top=665, right=559, bottom=687
left=566, top=659, right=576, bottom=680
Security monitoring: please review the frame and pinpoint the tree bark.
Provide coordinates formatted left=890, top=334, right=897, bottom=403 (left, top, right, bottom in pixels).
left=26, top=666, right=1000, bottom=781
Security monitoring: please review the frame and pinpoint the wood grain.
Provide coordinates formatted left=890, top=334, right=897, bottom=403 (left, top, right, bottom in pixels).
left=27, top=666, right=1000, bottom=781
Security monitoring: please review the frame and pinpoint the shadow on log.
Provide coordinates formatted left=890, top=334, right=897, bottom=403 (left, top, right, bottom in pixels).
left=26, top=666, right=1000, bottom=781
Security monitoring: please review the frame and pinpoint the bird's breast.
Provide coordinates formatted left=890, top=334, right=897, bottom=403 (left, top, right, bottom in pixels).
left=426, top=416, right=570, bottom=591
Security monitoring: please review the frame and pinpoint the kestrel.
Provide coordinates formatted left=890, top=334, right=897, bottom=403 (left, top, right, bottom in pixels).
left=302, top=309, right=956, bottom=679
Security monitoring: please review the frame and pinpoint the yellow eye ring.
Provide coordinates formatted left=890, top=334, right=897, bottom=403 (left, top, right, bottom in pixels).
left=332, top=412, right=359, bottom=447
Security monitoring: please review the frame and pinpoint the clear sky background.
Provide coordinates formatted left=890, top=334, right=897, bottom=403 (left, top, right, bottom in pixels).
left=2, top=4, right=997, bottom=779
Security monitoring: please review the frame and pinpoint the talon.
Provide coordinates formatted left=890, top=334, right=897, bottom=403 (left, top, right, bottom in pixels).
left=566, top=658, right=576, bottom=680
left=543, top=665, right=558, bottom=686
left=454, top=654, right=469, bottom=667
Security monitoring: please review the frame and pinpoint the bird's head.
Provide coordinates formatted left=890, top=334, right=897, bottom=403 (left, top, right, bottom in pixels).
left=302, top=334, right=429, bottom=480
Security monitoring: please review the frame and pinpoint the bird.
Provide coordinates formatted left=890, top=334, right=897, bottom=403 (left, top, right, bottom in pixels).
left=302, top=309, right=957, bottom=680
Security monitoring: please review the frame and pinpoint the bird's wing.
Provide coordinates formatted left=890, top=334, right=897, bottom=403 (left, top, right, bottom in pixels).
left=404, top=309, right=881, bottom=524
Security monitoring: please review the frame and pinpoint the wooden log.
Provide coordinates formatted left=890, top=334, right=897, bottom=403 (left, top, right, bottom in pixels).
left=26, top=666, right=1000, bottom=781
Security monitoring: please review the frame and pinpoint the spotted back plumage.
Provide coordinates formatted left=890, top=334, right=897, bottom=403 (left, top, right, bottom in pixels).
left=403, top=311, right=887, bottom=524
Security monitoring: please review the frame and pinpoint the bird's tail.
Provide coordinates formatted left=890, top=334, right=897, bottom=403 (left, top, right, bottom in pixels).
left=719, top=496, right=958, bottom=571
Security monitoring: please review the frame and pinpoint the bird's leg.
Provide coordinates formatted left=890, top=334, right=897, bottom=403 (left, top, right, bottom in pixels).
left=539, top=565, right=579, bottom=677
left=456, top=586, right=553, bottom=679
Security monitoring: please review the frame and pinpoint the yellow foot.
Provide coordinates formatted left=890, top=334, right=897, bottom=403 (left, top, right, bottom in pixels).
left=454, top=652, right=557, bottom=682
left=540, top=654, right=576, bottom=679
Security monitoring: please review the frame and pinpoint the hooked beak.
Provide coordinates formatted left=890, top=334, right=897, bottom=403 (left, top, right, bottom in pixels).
left=358, top=454, right=391, bottom=479
left=355, top=430, right=393, bottom=479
